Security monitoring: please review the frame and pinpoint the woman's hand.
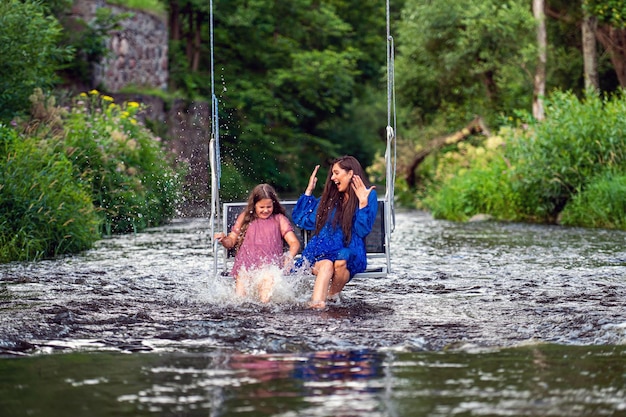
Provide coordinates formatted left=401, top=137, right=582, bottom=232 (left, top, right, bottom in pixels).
left=305, top=165, right=320, bottom=196
left=351, top=175, right=375, bottom=208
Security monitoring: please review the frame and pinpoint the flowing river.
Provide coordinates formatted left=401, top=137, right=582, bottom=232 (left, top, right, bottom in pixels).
left=1, top=210, right=625, bottom=416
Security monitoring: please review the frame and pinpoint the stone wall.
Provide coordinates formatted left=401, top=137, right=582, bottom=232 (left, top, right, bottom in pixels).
left=71, top=0, right=168, bottom=92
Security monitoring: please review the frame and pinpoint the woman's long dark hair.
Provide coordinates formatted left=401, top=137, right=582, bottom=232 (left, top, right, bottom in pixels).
left=315, top=155, right=370, bottom=245
left=235, top=183, right=286, bottom=251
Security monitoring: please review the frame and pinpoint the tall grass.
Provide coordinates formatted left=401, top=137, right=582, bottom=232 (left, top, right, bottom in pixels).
left=0, top=124, right=100, bottom=262
left=559, top=171, right=626, bottom=230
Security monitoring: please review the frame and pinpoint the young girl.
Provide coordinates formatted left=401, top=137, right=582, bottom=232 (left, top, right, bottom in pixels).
left=292, top=156, right=378, bottom=309
left=214, top=184, right=300, bottom=302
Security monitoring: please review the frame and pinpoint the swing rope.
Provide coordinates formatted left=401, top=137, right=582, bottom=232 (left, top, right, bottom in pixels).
left=209, top=0, right=221, bottom=276
left=386, top=0, right=397, bottom=237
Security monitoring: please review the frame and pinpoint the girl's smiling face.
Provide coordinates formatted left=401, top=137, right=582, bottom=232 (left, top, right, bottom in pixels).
left=255, top=198, right=274, bottom=219
left=331, top=163, right=354, bottom=193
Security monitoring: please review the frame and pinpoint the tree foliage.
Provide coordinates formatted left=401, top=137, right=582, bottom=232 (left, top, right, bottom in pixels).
left=164, top=0, right=390, bottom=194
left=395, top=0, right=536, bottom=127
left=0, top=0, right=72, bottom=121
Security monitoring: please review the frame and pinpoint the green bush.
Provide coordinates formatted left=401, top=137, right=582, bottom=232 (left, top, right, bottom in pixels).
left=507, top=90, right=626, bottom=221
left=423, top=90, right=626, bottom=230
left=0, top=124, right=100, bottom=262
left=559, top=170, right=626, bottom=230
left=424, top=142, right=519, bottom=221
left=217, top=162, right=253, bottom=203
left=0, top=0, right=71, bottom=121
left=423, top=136, right=520, bottom=221
left=60, top=90, right=182, bottom=235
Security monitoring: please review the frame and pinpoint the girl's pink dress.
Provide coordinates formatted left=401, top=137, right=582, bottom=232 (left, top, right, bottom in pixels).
left=231, top=213, right=294, bottom=277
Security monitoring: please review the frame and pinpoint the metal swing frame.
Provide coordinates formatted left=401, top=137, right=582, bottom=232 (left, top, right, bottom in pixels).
left=209, top=0, right=397, bottom=279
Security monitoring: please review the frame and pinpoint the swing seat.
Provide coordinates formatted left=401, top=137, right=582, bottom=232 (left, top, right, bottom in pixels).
left=220, top=199, right=390, bottom=278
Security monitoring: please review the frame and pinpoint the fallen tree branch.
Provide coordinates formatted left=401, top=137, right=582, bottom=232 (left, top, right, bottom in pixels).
left=406, top=116, right=490, bottom=188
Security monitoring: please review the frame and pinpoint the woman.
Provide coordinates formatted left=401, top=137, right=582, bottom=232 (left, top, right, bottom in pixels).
left=292, top=156, right=377, bottom=309
left=214, top=184, right=300, bottom=302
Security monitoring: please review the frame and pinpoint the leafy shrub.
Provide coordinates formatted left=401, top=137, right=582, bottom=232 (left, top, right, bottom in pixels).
left=559, top=170, right=626, bottom=230
left=507, top=90, right=626, bottom=221
left=0, top=124, right=100, bottom=262
left=218, top=162, right=251, bottom=202
left=60, top=90, right=182, bottom=235
left=423, top=136, right=520, bottom=221
left=423, top=90, right=626, bottom=229
left=0, top=0, right=71, bottom=121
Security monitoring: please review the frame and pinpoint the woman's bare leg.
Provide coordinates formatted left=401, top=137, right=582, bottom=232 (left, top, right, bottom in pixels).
left=309, top=260, right=333, bottom=309
left=328, top=259, right=350, bottom=298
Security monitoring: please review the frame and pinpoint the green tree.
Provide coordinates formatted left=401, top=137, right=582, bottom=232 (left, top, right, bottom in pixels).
left=395, top=0, right=536, bottom=128
left=584, top=0, right=626, bottom=87
left=0, top=0, right=71, bottom=121
left=164, top=0, right=389, bottom=194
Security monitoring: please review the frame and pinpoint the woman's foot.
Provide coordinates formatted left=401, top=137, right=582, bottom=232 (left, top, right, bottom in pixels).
left=308, top=300, right=326, bottom=309
left=326, top=293, right=341, bottom=305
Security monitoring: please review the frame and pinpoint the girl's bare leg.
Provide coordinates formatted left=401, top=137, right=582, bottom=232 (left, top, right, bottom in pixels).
left=309, top=260, right=333, bottom=309
left=235, top=276, right=248, bottom=298
left=257, top=272, right=274, bottom=303
left=328, top=260, right=350, bottom=298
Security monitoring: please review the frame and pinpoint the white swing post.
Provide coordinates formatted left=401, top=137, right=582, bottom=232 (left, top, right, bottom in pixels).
left=209, top=0, right=222, bottom=277
left=384, top=0, right=397, bottom=275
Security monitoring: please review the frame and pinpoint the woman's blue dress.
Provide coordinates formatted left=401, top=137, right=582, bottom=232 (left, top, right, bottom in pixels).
left=292, top=190, right=378, bottom=278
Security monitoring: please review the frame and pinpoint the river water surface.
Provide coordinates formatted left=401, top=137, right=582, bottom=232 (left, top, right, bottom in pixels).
left=1, top=210, right=625, bottom=416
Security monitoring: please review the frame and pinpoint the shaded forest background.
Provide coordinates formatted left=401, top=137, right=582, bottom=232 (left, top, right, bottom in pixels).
left=1, top=0, right=626, bottom=263
left=4, top=0, right=626, bottom=195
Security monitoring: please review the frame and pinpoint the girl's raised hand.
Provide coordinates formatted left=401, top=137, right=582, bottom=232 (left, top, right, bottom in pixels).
left=305, top=165, right=320, bottom=196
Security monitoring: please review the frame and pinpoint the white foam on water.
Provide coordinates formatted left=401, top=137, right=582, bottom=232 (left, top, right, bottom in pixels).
left=174, top=263, right=313, bottom=307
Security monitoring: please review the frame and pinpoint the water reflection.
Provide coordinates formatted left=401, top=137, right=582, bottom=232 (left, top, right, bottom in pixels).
left=112, top=349, right=388, bottom=416
left=1, top=345, right=624, bottom=416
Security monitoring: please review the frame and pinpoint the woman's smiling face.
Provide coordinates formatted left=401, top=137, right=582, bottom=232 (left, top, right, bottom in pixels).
left=331, top=163, right=353, bottom=193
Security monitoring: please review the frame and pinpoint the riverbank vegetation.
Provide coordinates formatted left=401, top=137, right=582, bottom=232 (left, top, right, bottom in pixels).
left=0, top=87, right=181, bottom=262
left=419, top=91, right=626, bottom=230
left=2, top=0, right=626, bottom=263
left=384, top=0, right=626, bottom=231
